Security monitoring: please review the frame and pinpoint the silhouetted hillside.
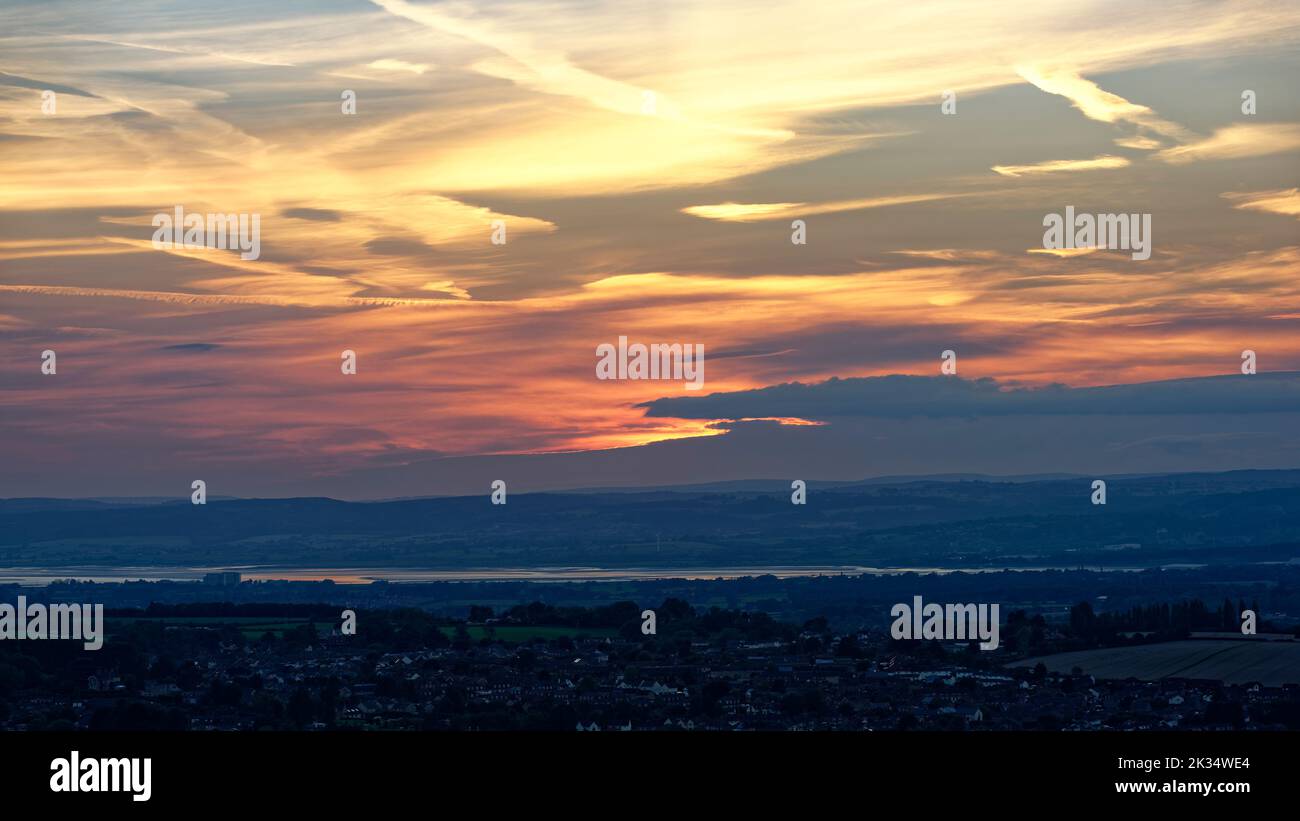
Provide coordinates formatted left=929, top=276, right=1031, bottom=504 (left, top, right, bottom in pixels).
left=2, top=470, right=1299, bottom=569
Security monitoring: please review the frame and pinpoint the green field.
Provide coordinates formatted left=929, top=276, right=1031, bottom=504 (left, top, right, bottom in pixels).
left=1010, top=640, right=1300, bottom=686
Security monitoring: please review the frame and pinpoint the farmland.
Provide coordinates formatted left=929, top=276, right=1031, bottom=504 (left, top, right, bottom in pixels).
left=1010, top=640, right=1300, bottom=686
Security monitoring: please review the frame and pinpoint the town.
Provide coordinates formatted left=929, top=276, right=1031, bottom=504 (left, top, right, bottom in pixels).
left=2, top=587, right=1297, bottom=732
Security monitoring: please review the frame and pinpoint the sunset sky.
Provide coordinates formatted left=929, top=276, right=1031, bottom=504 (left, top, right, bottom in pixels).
left=2, top=0, right=1299, bottom=498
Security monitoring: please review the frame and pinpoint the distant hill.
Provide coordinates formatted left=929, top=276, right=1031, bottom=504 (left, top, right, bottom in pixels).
left=0, top=497, right=233, bottom=513
left=2, top=469, right=1299, bottom=569
left=555, top=472, right=1087, bottom=495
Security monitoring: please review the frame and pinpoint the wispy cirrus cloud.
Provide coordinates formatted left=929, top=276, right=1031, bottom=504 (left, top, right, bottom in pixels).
left=991, top=154, right=1129, bottom=177
left=1157, top=123, right=1300, bottom=164
left=1113, top=135, right=1165, bottom=150
left=1026, top=247, right=1099, bottom=257
left=367, top=58, right=432, bottom=74
left=681, top=193, right=965, bottom=222
left=1222, top=188, right=1300, bottom=218
left=1016, top=66, right=1192, bottom=144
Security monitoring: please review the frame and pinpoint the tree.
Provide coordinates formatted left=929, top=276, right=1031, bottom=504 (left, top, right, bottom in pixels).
left=288, top=687, right=315, bottom=727
left=835, top=634, right=862, bottom=658
left=1069, top=601, right=1097, bottom=640
left=658, top=598, right=694, bottom=623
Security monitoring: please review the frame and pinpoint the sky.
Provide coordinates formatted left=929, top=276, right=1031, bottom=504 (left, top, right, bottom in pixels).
left=1, top=0, right=1298, bottom=498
